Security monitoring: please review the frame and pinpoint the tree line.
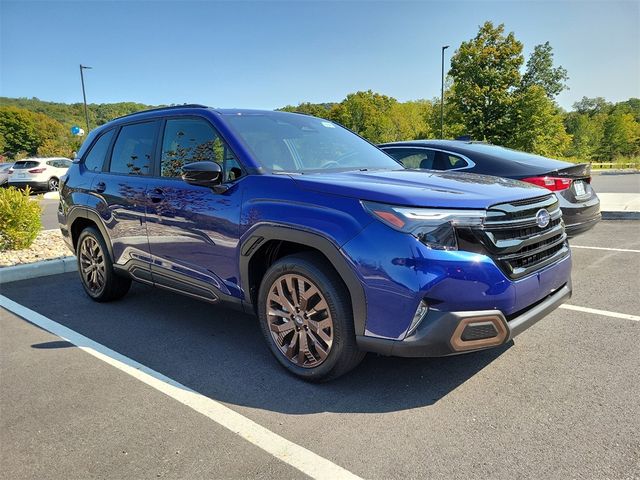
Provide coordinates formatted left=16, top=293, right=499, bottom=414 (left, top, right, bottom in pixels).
left=0, top=98, right=155, bottom=160
left=1, top=21, right=638, bottom=162
left=280, top=22, right=639, bottom=162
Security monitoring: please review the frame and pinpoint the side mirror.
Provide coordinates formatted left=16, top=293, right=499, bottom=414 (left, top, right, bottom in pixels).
left=182, top=161, right=222, bottom=187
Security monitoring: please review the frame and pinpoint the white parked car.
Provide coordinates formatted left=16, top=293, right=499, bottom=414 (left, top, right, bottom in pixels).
left=8, top=157, right=72, bottom=191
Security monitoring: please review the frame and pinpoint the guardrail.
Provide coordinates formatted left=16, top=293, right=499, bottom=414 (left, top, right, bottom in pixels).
left=590, top=162, right=639, bottom=170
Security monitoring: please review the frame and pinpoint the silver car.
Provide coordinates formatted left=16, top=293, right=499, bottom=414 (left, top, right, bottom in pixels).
left=0, top=162, right=14, bottom=187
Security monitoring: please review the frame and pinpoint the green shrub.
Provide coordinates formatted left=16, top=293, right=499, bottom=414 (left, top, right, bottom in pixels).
left=0, top=187, right=42, bottom=251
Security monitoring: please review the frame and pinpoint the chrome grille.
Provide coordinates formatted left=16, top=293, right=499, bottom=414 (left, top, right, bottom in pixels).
left=476, top=194, right=569, bottom=279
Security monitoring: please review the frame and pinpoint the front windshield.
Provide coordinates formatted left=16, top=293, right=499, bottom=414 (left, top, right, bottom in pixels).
left=224, top=112, right=403, bottom=173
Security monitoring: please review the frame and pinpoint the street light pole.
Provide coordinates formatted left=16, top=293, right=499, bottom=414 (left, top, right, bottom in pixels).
left=440, top=45, right=449, bottom=139
left=79, top=64, right=92, bottom=132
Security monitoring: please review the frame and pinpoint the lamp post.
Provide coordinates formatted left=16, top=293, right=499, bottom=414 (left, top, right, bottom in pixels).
left=440, top=45, right=449, bottom=139
left=79, top=64, right=92, bottom=132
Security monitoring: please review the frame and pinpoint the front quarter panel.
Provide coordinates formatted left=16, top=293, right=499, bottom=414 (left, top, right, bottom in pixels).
left=238, top=175, right=372, bottom=244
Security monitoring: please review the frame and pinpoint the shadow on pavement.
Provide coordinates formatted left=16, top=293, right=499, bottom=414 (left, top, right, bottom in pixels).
left=6, top=273, right=510, bottom=414
left=31, top=340, right=75, bottom=349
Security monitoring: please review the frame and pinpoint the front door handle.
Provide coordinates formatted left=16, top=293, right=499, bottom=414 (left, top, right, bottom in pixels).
left=95, top=181, right=106, bottom=193
left=146, top=188, right=164, bottom=203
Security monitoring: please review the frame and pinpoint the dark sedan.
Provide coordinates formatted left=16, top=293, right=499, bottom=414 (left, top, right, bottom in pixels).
left=379, top=140, right=601, bottom=236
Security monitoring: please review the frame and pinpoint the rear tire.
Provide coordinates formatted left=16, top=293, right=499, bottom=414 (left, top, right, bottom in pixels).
left=76, top=227, right=131, bottom=302
left=48, top=177, right=59, bottom=192
left=257, top=252, right=365, bottom=382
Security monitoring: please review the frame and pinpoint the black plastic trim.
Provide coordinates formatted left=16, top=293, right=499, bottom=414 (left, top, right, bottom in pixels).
left=357, top=282, right=571, bottom=357
left=67, top=207, right=115, bottom=262
left=239, top=225, right=367, bottom=335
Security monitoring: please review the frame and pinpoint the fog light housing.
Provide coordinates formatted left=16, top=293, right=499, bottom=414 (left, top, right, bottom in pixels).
left=407, top=300, right=429, bottom=337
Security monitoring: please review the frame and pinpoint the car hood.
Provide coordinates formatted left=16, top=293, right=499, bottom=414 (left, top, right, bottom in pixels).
left=291, top=169, right=546, bottom=209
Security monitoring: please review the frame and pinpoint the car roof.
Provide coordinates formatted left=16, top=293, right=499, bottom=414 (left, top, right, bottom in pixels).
left=112, top=105, right=303, bottom=122
left=379, top=139, right=573, bottom=174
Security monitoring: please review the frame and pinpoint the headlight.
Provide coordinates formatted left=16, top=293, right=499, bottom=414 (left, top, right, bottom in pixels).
left=362, top=201, right=486, bottom=250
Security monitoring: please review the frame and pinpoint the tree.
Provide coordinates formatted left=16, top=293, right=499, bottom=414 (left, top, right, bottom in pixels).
left=600, top=112, right=640, bottom=159
left=448, top=21, right=524, bottom=144
left=564, top=112, right=605, bottom=160
left=572, top=97, right=611, bottom=116
left=0, top=107, right=40, bottom=156
left=613, top=98, right=640, bottom=122
left=37, top=139, right=75, bottom=158
left=278, top=102, right=336, bottom=119
left=331, top=90, right=398, bottom=143
left=0, top=106, right=72, bottom=158
left=521, top=42, right=569, bottom=98
left=509, top=85, right=571, bottom=156
left=430, top=94, right=466, bottom=139
left=389, top=100, right=433, bottom=140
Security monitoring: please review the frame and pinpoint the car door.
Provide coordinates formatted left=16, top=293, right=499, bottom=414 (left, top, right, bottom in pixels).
left=91, top=120, right=160, bottom=280
left=144, top=116, right=245, bottom=301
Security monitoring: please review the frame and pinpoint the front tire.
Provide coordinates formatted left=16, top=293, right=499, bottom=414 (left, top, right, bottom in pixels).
left=257, top=253, right=365, bottom=382
left=76, top=227, right=131, bottom=302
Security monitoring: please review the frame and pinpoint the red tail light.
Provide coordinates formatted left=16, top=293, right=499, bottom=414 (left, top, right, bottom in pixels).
left=27, top=167, right=47, bottom=174
left=521, top=176, right=573, bottom=191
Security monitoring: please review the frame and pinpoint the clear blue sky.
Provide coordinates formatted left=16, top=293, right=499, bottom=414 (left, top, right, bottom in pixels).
left=1, top=0, right=638, bottom=111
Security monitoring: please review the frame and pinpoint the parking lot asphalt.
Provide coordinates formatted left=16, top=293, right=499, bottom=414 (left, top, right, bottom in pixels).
left=38, top=198, right=59, bottom=230
left=591, top=171, right=640, bottom=194
left=1, top=220, right=639, bottom=480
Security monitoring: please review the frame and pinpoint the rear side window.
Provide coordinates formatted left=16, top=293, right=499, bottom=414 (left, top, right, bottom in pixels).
left=385, top=148, right=435, bottom=169
left=432, top=151, right=468, bottom=170
left=109, top=122, right=157, bottom=175
left=46, top=159, right=71, bottom=168
left=161, top=118, right=242, bottom=181
left=13, top=161, right=40, bottom=169
left=84, top=130, right=115, bottom=172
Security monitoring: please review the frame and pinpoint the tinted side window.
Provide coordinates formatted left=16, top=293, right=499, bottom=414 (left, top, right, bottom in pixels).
left=109, top=122, right=157, bottom=175
left=161, top=118, right=242, bottom=181
left=46, top=159, right=71, bottom=168
left=433, top=151, right=468, bottom=170
left=84, top=130, right=115, bottom=172
left=385, top=148, right=435, bottom=169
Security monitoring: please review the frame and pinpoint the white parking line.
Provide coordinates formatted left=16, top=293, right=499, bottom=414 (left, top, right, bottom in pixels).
left=571, top=245, right=640, bottom=253
left=560, top=304, right=640, bottom=322
left=0, top=295, right=362, bottom=480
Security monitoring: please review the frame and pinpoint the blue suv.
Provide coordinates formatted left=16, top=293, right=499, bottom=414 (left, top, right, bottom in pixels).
left=59, top=105, right=572, bottom=381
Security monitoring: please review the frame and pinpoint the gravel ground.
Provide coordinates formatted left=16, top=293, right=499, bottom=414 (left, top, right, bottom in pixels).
left=0, top=229, right=72, bottom=267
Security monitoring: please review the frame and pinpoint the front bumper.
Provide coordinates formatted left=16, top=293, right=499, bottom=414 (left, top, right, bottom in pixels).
left=357, top=281, right=571, bottom=357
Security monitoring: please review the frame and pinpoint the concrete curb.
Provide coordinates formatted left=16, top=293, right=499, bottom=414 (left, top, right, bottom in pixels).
left=42, top=191, right=60, bottom=200
left=0, top=256, right=77, bottom=284
left=601, top=211, right=640, bottom=220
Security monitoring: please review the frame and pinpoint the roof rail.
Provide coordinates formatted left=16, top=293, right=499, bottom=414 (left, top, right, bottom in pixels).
left=114, top=104, right=209, bottom=121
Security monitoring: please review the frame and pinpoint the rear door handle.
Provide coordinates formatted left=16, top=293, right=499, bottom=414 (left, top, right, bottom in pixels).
left=146, top=188, right=164, bottom=203
left=95, top=181, right=106, bottom=193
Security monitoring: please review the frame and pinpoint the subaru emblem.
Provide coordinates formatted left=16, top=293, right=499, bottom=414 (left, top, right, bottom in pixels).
left=536, top=209, right=550, bottom=228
